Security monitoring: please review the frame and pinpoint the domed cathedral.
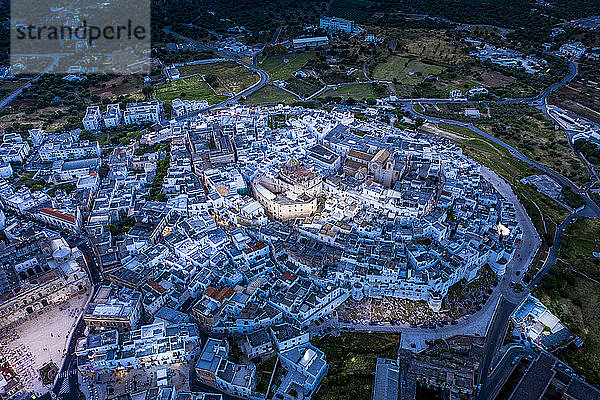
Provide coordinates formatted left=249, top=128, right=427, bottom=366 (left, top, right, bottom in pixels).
left=252, top=159, right=323, bottom=222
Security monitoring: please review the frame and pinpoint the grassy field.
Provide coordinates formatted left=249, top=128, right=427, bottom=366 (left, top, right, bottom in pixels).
left=312, top=333, right=400, bottom=400
left=154, top=76, right=227, bottom=104
left=258, top=52, right=316, bottom=81
left=535, top=218, right=600, bottom=385
left=319, top=83, right=380, bottom=100
left=285, top=77, right=322, bottom=98
left=554, top=218, right=600, bottom=280
left=377, top=29, right=470, bottom=67
left=421, top=103, right=590, bottom=186
left=178, top=62, right=259, bottom=95
left=243, top=84, right=299, bottom=104
left=373, top=56, right=445, bottom=84
left=481, top=109, right=589, bottom=186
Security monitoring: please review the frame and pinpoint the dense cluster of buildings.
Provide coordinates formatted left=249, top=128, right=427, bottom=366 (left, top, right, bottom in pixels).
left=0, top=103, right=528, bottom=399
left=23, top=104, right=522, bottom=399
left=0, top=228, right=89, bottom=328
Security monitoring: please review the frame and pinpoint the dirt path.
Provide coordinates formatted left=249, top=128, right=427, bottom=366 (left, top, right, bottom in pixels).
left=422, top=123, right=506, bottom=155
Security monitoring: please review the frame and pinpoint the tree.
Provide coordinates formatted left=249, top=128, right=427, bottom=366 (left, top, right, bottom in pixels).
left=142, top=86, right=153, bottom=100
left=414, top=117, right=425, bottom=130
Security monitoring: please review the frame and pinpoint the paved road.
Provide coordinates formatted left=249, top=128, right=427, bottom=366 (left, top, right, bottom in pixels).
left=480, top=344, right=534, bottom=400
left=164, top=27, right=271, bottom=118
left=404, top=104, right=600, bottom=218
left=0, top=55, right=60, bottom=112
left=388, top=59, right=595, bottom=399
left=53, top=236, right=102, bottom=399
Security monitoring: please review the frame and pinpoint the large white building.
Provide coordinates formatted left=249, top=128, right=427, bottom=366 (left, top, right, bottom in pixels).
left=319, top=17, right=357, bottom=34
left=171, top=98, right=209, bottom=117
left=123, top=100, right=164, bottom=125
left=0, top=233, right=90, bottom=328
left=252, top=160, right=322, bottom=222
left=40, top=140, right=101, bottom=162
left=0, top=135, right=30, bottom=163
left=103, top=104, right=123, bottom=127
left=38, top=207, right=83, bottom=232
left=83, top=106, right=102, bottom=131
left=76, top=322, right=199, bottom=374
left=292, top=36, right=329, bottom=50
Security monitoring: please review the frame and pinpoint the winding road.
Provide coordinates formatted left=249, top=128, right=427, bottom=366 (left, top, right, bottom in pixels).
left=395, top=58, right=598, bottom=399
left=160, top=27, right=595, bottom=399
left=164, top=26, right=271, bottom=121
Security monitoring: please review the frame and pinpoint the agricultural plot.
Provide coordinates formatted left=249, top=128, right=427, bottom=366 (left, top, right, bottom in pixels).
left=258, top=52, right=316, bottom=81
left=244, top=84, right=299, bottom=104
left=392, top=31, right=470, bottom=66
left=154, top=76, right=227, bottom=104
left=285, top=78, right=322, bottom=99
left=373, top=56, right=445, bottom=84
left=178, top=62, right=259, bottom=95
left=319, top=83, right=380, bottom=100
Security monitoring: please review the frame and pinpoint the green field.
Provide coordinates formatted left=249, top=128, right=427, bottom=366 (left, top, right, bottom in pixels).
left=178, top=61, right=259, bottom=95
left=258, top=52, right=316, bottom=81
left=535, top=218, right=600, bottom=385
left=243, top=84, right=299, bottom=104
left=373, top=56, right=446, bottom=84
left=154, top=76, right=227, bottom=104
left=319, top=83, right=380, bottom=100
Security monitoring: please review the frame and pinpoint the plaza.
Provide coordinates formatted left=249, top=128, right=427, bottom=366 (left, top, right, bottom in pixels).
left=0, top=290, right=91, bottom=396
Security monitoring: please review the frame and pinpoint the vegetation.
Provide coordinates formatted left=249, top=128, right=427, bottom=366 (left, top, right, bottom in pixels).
left=135, top=141, right=170, bottom=156
left=154, top=76, right=227, bottom=104
left=256, top=357, right=277, bottom=394
left=243, top=85, right=299, bottom=104
left=178, top=62, right=259, bottom=94
left=420, top=103, right=589, bottom=185
left=259, top=52, right=317, bottom=81
left=573, top=138, right=600, bottom=167
left=147, top=152, right=171, bottom=202
left=153, top=0, right=328, bottom=37
left=13, top=172, right=48, bottom=192
left=373, top=56, right=446, bottom=85
left=312, top=333, right=400, bottom=400
left=47, top=183, right=75, bottom=197
left=104, top=210, right=137, bottom=237
left=319, top=83, right=386, bottom=101
left=535, top=218, right=600, bottom=385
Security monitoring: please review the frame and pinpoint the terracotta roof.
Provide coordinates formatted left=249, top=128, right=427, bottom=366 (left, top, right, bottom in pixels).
left=281, top=271, right=298, bottom=282
left=147, top=280, right=168, bottom=294
left=40, top=208, right=75, bottom=223
left=204, top=286, right=235, bottom=303
left=243, top=241, right=267, bottom=254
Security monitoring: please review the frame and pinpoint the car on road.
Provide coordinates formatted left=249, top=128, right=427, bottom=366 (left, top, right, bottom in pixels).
left=511, top=356, right=519, bottom=366
left=451, top=320, right=458, bottom=325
